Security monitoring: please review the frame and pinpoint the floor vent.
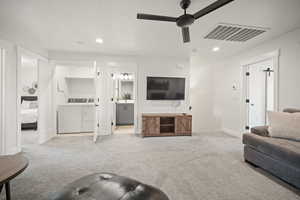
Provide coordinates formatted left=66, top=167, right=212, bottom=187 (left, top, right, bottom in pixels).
left=204, top=23, right=268, bottom=42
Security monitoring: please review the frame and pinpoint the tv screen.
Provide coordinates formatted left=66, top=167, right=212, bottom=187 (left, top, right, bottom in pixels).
left=147, top=77, right=185, bottom=100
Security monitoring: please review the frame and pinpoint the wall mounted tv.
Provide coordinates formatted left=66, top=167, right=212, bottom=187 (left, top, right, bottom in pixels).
left=147, top=77, right=185, bottom=100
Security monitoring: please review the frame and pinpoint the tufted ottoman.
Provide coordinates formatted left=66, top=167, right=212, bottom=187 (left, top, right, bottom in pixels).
left=51, top=173, right=169, bottom=200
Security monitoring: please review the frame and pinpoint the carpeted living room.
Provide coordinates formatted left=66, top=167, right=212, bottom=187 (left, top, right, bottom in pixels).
left=0, top=0, right=300, bottom=200
left=3, top=132, right=300, bottom=200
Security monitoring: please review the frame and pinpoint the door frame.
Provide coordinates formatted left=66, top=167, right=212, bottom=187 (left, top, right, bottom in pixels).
left=105, top=63, right=138, bottom=135
left=0, top=47, right=5, bottom=154
left=241, top=49, right=280, bottom=131
left=16, top=46, right=48, bottom=149
left=108, top=71, right=137, bottom=134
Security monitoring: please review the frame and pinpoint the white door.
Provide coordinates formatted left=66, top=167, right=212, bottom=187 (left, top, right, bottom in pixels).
left=248, top=59, right=274, bottom=128
left=93, top=65, right=110, bottom=142
left=38, top=60, right=55, bottom=144
left=108, top=72, right=116, bottom=134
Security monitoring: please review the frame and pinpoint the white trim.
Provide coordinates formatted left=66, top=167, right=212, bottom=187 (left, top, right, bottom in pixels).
left=17, top=46, right=48, bottom=62
left=0, top=48, right=6, bottom=155
left=38, top=128, right=55, bottom=144
left=5, top=146, right=19, bottom=155
left=241, top=49, right=280, bottom=130
left=240, top=49, right=280, bottom=66
left=105, top=64, right=139, bottom=135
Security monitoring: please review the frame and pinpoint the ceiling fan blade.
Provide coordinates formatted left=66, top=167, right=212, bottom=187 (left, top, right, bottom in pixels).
left=182, top=27, right=190, bottom=43
left=193, top=0, right=234, bottom=20
left=137, top=13, right=177, bottom=22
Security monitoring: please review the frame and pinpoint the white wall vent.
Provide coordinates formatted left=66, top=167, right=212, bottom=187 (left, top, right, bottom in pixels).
left=204, top=23, right=268, bottom=42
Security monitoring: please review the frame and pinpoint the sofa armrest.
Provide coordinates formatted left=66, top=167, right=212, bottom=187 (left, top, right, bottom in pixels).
left=250, top=126, right=269, bottom=137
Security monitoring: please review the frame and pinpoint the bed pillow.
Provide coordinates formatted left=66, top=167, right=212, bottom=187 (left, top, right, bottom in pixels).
left=21, top=100, right=31, bottom=109
left=267, top=111, right=300, bottom=141
left=29, top=101, right=38, bottom=109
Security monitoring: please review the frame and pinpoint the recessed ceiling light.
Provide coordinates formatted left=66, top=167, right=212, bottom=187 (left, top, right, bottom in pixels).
left=212, top=46, right=220, bottom=52
left=96, top=38, right=103, bottom=44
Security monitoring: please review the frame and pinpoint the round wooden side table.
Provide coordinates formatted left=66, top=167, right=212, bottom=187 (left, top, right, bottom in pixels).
left=0, top=154, right=28, bottom=200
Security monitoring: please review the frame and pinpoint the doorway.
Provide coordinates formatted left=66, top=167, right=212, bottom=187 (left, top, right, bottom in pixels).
left=19, top=55, right=39, bottom=146
left=243, top=51, right=279, bottom=130
left=17, top=47, right=56, bottom=151
left=111, top=72, right=135, bottom=134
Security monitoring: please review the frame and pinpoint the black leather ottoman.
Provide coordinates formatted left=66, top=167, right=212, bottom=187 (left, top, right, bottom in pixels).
left=51, top=173, right=169, bottom=200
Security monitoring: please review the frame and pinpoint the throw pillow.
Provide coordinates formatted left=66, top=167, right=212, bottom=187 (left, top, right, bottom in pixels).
left=267, top=111, right=300, bottom=141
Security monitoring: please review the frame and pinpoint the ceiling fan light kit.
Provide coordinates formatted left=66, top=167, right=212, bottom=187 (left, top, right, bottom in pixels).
left=137, top=0, right=235, bottom=43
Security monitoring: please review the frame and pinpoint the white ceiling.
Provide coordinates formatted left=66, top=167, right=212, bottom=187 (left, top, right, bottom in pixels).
left=0, top=0, right=300, bottom=59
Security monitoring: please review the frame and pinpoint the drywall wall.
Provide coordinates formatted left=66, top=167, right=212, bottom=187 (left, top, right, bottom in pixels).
left=214, top=28, right=300, bottom=135
left=21, top=60, right=38, bottom=96
left=66, top=78, right=94, bottom=97
left=190, top=28, right=300, bottom=136
left=54, top=65, right=95, bottom=105
left=137, top=58, right=190, bottom=133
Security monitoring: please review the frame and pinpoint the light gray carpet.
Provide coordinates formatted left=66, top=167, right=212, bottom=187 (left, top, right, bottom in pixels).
left=1, top=132, right=299, bottom=200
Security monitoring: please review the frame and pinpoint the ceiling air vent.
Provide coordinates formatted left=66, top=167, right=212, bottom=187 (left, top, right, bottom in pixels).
left=204, top=23, right=268, bottom=42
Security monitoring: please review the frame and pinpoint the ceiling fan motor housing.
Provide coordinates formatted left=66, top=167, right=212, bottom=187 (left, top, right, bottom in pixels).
left=176, top=14, right=195, bottom=27
left=180, top=0, right=191, bottom=10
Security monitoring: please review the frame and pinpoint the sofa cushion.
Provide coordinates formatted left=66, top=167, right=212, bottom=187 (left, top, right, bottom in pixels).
left=267, top=111, right=300, bottom=141
left=243, top=133, right=300, bottom=168
left=51, top=173, right=169, bottom=200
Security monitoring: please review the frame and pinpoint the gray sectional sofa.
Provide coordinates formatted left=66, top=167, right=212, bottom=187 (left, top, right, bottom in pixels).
left=243, top=109, right=300, bottom=189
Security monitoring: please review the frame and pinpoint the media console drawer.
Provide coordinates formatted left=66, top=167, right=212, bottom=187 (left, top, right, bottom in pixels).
left=142, top=113, right=192, bottom=137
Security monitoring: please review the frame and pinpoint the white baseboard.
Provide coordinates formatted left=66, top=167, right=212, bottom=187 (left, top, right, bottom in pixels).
left=222, top=128, right=242, bottom=138
left=38, top=130, right=55, bottom=144
left=5, top=146, right=21, bottom=155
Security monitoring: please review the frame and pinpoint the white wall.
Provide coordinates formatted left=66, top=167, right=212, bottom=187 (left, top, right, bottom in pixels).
left=191, top=28, right=300, bottom=136
left=137, top=58, right=190, bottom=133
left=21, top=60, right=38, bottom=96
left=55, top=65, right=95, bottom=105
left=66, top=78, right=94, bottom=98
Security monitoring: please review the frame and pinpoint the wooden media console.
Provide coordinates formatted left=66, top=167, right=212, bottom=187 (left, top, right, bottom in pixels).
left=142, top=113, right=192, bottom=137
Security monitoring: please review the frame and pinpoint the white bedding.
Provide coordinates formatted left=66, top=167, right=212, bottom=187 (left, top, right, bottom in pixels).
left=21, top=108, right=38, bottom=123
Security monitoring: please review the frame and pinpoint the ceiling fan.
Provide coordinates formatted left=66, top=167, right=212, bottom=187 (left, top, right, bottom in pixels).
left=137, top=0, right=234, bottom=43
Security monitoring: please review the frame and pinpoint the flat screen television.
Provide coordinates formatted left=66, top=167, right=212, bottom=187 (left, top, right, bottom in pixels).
left=147, top=77, right=185, bottom=100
